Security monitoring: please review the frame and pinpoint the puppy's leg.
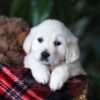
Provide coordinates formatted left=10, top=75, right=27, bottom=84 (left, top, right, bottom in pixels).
left=31, top=63, right=50, bottom=84
left=24, top=55, right=50, bottom=84
left=49, top=64, right=70, bottom=91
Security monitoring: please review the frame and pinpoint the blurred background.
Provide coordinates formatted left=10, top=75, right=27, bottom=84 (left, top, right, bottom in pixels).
left=0, top=0, right=100, bottom=99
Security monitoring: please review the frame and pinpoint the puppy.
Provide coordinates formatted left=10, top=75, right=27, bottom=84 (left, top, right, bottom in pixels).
left=23, top=19, right=86, bottom=91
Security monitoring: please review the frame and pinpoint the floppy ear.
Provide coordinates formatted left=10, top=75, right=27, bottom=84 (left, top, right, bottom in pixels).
left=23, top=29, right=34, bottom=54
left=66, top=39, right=80, bottom=63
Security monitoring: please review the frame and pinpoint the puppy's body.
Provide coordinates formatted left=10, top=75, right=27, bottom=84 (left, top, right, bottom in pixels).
left=23, top=19, right=86, bottom=91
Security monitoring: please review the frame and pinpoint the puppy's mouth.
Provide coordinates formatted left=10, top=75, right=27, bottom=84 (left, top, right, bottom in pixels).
left=40, top=58, right=65, bottom=66
left=40, top=56, right=48, bottom=61
left=40, top=58, right=52, bottom=66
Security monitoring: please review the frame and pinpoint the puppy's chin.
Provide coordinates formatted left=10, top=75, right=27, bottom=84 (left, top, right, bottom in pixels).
left=39, top=60, right=55, bottom=71
left=40, top=60, right=50, bottom=65
left=40, top=59, right=59, bottom=66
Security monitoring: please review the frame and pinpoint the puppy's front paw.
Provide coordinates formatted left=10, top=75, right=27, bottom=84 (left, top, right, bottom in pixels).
left=32, top=67, right=50, bottom=84
left=49, top=66, right=69, bottom=91
left=49, top=76, right=63, bottom=91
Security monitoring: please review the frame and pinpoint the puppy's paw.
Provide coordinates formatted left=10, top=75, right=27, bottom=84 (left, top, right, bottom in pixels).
left=32, top=66, right=50, bottom=84
left=49, top=77, right=63, bottom=91
left=49, top=66, right=69, bottom=91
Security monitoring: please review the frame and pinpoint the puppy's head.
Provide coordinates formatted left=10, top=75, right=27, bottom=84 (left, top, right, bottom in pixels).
left=23, top=19, right=80, bottom=65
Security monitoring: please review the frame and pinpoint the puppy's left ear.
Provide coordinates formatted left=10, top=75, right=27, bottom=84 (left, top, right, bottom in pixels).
left=66, top=37, right=80, bottom=63
left=23, top=29, right=34, bottom=54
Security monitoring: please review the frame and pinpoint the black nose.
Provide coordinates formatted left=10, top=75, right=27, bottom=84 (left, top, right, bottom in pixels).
left=41, top=51, right=50, bottom=59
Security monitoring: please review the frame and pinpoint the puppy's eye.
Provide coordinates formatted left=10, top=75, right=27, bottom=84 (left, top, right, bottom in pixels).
left=38, top=37, right=43, bottom=43
left=54, top=41, right=61, bottom=46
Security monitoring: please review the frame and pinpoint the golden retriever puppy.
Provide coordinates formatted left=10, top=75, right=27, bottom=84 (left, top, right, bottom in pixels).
left=23, top=19, right=86, bottom=91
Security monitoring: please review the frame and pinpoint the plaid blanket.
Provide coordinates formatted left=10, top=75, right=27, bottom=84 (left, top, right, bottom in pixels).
left=0, top=64, right=87, bottom=100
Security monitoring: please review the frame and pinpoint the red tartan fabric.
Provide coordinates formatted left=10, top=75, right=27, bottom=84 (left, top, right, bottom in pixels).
left=0, top=64, right=87, bottom=100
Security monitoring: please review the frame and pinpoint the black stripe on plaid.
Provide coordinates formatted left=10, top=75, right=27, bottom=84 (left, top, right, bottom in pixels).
left=9, top=67, right=35, bottom=97
left=0, top=80, right=22, bottom=100
left=0, top=65, right=37, bottom=99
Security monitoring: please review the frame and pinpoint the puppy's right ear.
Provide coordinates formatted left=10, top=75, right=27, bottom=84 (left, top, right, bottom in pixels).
left=23, top=29, right=33, bottom=54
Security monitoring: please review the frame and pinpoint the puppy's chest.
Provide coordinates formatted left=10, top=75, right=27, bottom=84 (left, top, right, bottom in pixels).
left=48, top=65, right=55, bottom=71
left=48, top=61, right=65, bottom=71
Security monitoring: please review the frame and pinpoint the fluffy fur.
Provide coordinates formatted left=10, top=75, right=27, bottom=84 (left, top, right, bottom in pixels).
left=23, top=19, right=86, bottom=91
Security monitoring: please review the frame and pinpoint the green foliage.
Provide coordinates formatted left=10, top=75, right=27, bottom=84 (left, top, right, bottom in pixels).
left=0, top=0, right=100, bottom=99
left=10, top=0, right=53, bottom=26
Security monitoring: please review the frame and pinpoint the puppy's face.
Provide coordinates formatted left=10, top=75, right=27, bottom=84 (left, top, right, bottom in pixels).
left=31, top=32, right=66, bottom=65
left=23, top=19, right=80, bottom=66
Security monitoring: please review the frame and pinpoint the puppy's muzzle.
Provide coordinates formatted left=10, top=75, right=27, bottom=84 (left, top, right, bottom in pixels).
left=41, top=50, right=50, bottom=61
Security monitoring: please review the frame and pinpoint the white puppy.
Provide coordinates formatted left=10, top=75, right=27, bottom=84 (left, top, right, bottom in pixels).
left=23, top=19, right=86, bottom=91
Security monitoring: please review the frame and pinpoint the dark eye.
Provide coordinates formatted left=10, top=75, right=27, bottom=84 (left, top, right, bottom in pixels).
left=54, top=41, right=61, bottom=46
left=38, top=37, right=43, bottom=43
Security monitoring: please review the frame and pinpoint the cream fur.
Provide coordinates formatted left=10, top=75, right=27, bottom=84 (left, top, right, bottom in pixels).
left=23, top=19, right=86, bottom=91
